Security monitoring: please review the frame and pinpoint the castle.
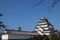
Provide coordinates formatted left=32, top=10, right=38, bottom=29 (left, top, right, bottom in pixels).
left=0, top=17, right=55, bottom=40
left=35, top=17, right=54, bottom=35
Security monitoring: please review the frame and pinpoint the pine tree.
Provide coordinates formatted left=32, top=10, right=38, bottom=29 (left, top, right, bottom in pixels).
left=0, top=13, right=5, bottom=32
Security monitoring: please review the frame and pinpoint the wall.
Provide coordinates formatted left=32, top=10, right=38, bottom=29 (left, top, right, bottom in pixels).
left=2, top=34, right=31, bottom=40
left=8, top=34, right=31, bottom=39
left=2, top=34, right=8, bottom=40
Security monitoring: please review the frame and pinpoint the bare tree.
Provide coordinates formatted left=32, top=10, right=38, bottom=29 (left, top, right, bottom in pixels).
left=35, top=0, right=59, bottom=12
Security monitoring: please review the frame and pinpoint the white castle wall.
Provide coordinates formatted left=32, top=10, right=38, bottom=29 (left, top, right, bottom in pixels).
left=2, top=34, right=31, bottom=40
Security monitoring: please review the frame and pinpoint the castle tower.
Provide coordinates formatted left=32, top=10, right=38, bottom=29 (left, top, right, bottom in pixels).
left=35, top=17, right=54, bottom=35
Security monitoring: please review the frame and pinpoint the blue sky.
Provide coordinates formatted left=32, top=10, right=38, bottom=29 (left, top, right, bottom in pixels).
left=0, top=0, right=60, bottom=31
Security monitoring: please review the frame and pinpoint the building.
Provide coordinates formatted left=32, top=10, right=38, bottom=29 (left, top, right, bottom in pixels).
left=35, top=17, right=54, bottom=35
left=0, top=17, right=55, bottom=40
left=1, top=29, right=38, bottom=40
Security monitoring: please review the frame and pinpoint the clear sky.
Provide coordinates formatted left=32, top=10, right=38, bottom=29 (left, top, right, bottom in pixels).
left=0, top=0, right=60, bottom=31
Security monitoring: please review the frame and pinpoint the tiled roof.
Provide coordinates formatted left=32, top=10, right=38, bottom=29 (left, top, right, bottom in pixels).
left=1, top=29, right=39, bottom=35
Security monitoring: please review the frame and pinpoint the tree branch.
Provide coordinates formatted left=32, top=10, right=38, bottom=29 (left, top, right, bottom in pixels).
left=34, top=0, right=44, bottom=7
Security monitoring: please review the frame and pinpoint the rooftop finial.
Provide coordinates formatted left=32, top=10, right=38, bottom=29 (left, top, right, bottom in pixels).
left=41, top=16, right=46, bottom=19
